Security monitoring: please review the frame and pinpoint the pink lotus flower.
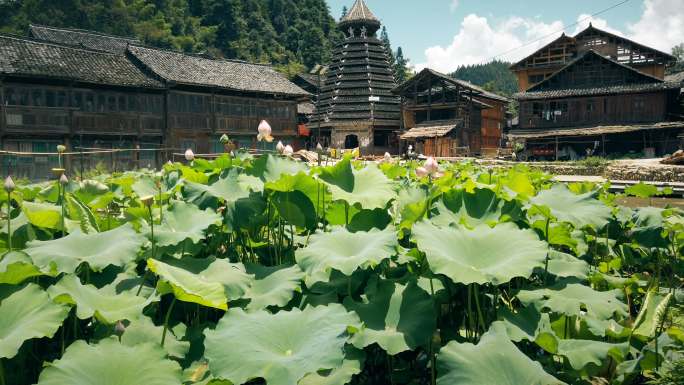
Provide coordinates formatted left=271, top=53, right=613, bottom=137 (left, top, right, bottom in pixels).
left=276, top=141, right=285, bottom=154
left=283, top=145, right=294, bottom=156
left=415, top=167, right=429, bottom=178
left=4, top=176, right=15, bottom=193
left=424, top=157, right=439, bottom=174
left=257, top=120, right=273, bottom=142
left=184, top=149, right=195, bottom=161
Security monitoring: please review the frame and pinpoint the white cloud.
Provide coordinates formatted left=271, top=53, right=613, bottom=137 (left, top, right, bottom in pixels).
left=418, top=0, right=684, bottom=73
left=417, top=14, right=563, bottom=72
left=450, top=0, right=459, bottom=13
left=627, top=0, right=684, bottom=52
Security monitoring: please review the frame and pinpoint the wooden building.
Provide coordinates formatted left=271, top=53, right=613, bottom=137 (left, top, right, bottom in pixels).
left=393, top=69, right=509, bottom=157
left=308, top=0, right=401, bottom=154
left=510, top=50, right=683, bottom=159
left=511, top=24, right=676, bottom=91
left=0, top=26, right=309, bottom=179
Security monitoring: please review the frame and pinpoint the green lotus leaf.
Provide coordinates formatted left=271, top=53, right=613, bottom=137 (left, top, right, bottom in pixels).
left=631, top=207, right=669, bottom=248
left=320, top=158, right=396, bottom=210
left=0, top=251, right=44, bottom=284
left=36, top=338, right=182, bottom=385
left=151, top=201, right=222, bottom=247
left=412, top=221, right=548, bottom=285
left=344, top=278, right=435, bottom=355
left=436, top=323, right=564, bottom=385
left=497, top=306, right=555, bottom=345
left=22, top=201, right=63, bottom=230
left=48, top=275, right=152, bottom=324
left=184, top=169, right=261, bottom=205
left=72, top=179, right=110, bottom=204
left=624, top=182, right=660, bottom=198
left=298, top=347, right=365, bottom=385
left=0, top=284, right=70, bottom=359
left=147, top=259, right=228, bottom=310
left=543, top=250, right=590, bottom=280
left=265, top=172, right=320, bottom=206
left=529, top=184, right=612, bottom=229
left=250, top=154, right=308, bottom=182
left=296, top=226, right=397, bottom=285
left=517, top=281, right=628, bottom=320
left=121, top=316, right=190, bottom=359
left=557, top=339, right=629, bottom=370
left=272, top=190, right=317, bottom=230
left=432, top=188, right=503, bottom=228
left=25, top=223, right=146, bottom=274
left=65, top=194, right=100, bottom=234
left=0, top=211, right=37, bottom=250
left=205, top=304, right=360, bottom=385
left=159, top=257, right=253, bottom=300
left=501, top=167, right=536, bottom=197
left=633, top=290, right=673, bottom=339
left=244, top=264, right=305, bottom=311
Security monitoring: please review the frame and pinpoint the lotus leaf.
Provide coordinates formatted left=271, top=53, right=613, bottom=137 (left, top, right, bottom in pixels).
left=205, top=304, right=360, bottom=385
left=320, top=157, right=395, bottom=209
left=296, top=226, right=397, bottom=284
left=0, top=251, right=44, bottom=284
left=544, top=250, right=590, bottom=280
left=121, top=316, right=190, bottom=359
left=412, top=221, right=548, bottom=285
left=151, top=201, right=222, bottom=247
left=436, top=323, right=564, bottom=385
left=557, top=339, right=629, bottom=370
left=184, top=169, right=261, bottom=205
left=22, top=201, right=63, bottom=230
left=25, top=223, right=145, bottom=273
left=36, top=338, right=182, bottom=385
left=244, top=264, right=305, bottom=311
left=48, top=275, right=152, bottom=324
left=0, top=284, right=69, bottom=358
left=344, top=278, right=435, bottom=355
left=147, top=259, right=228, bottom=310
left=159, top=257, right=253, bottom=300
left=250, top=154, right=308, bottom=182
left=633, top=290, right=673, bottom=339
left=529, top=184, right=612, bottom=229
left=299, top=347, right=365, bottom=385
left=517, top=281, right=628, bottom=320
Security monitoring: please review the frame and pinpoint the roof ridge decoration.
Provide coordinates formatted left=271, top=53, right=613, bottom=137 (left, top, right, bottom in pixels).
left=340, top=0, right=379, bottom=23
left=0, top=32, right=124, bottom=56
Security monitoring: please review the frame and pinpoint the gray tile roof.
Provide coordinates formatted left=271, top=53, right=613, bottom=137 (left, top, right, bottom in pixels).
left=0, top=34, right=163, bottom=88
left=29, top=24, right=140, bottom=54
left=127, top=45, right=309, bottom=97
left=515, top=82, right=681, bottom=101
left=341, top=0, right=379, bottom=23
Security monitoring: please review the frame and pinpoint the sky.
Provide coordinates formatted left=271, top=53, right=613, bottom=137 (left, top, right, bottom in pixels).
left=324, top=0, right=684, bottom=73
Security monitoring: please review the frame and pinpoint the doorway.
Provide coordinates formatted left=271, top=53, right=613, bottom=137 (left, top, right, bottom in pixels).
left=344, top=134, right=359, bottom=149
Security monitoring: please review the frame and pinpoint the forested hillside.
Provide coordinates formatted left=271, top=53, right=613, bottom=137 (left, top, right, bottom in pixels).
left=451, top=61, right=518, bottom=96
left=0, top=0, right=342, bottom=76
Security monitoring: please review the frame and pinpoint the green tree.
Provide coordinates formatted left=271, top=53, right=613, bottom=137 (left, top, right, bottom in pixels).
left=669, top=43, right=684, bottom=74
left=394, top=46, right=411, bottom=84
left=341, top=5, right=348, bottom=19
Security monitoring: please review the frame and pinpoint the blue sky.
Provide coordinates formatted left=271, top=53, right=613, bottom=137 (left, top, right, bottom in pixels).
left=325, top=0, right=683, bottom=72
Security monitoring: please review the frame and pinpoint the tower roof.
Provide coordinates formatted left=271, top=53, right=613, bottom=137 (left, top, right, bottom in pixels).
left=341, top=0, right=379, bottom=24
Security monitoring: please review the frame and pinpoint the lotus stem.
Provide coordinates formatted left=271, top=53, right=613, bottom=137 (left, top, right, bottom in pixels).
left=148, top=205, right=155, bottom=260
left=0, top=358, right=5, bottom=385
left=161, top=298, right=177, bottom=347
left=473, top=284, right=486, bottom=334
left=543, top=218, right=550, bottom=284
left=60, top=183, right=66, bottom=237
left=6, top=191, right=11, bottom=253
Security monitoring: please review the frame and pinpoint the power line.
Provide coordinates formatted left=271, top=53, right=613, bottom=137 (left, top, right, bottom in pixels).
left=486, top=0, right=632, bottom=63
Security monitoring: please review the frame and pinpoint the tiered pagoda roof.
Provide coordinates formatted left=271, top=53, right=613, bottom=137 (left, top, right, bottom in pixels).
left=309, top=0, right=400, bottom=129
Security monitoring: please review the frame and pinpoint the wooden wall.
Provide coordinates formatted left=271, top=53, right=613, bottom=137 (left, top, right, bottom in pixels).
left=0, top=81, right=300, bottom=156
left=478, top=99, right=505, bottom=148
left=518, top=92, right=668, bottom=129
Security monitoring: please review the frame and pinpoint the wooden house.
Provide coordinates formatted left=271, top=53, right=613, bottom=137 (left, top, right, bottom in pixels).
left=393, top=69, right=509, bottom=157
left=0, top=26, right=309, bottom=179
left=510, top=50, right=683, bottom=159
left=511, top=24, right=676, bottom=91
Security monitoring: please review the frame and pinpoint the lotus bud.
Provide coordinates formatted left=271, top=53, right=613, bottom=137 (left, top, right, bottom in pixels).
left=283, top=145, right=294, bottom=156
left=114, top=320, right=126, bottom=335
left=166, top=160, right=173, bottom=166
left=59, top=174, right=68, bottom=185
left=276, top=141, right=285, bottom=154
left=384, top=152, right=391, bottom=161
left=424, top=157, right=439, bottom=174
left=4, top=176, right=15, bottom=193
left=140, top=195, right=154, bottom=207
left=219, top=134, right=230, bottom=144
left=56, top=144, right=66, bottom=153
left=316, top=143, right=323, bottom=152
left=257, top=120, right=273, bottom=142
left=415, top=167, right=428, bottom=178
left=184, top=148, right=195, bottom=161
left=51, top=168, right=65, bottom=178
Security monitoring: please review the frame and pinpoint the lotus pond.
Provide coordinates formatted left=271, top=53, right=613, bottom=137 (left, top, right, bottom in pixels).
left=0, top=153, right=682, bottom=385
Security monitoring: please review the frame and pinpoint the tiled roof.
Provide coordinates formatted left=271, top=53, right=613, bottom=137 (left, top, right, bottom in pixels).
left=515, top=82, right=680, bottom=101
left=0, top=34, right=162, bottom=88
left=29, top=24, right=140, bottom=54
left=341, top=0, right=379, bottom=23
left=127, top=45, right=309, bottom=97
left=401, top=120, right=464, bottom=139
left=508, top=121, right=684, bottom=139
left=394, top=68, right=510, bottom=103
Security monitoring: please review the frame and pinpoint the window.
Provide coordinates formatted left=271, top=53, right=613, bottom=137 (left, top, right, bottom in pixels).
left=31, top=89, right=43, bottom=106
left=119, top=95, right=128, bottom=112
left=97, top=95, right=106, bottom=112
left=107, top=95, right=117, bottom=112
left=633, top=97, right=645, bottom=110
left=45, top=90, right=56, bottom=107
left=4, top=88, right=17, bottom=105
left=532, top=102, right=544, bottom=118
left=85, top=93, right=95, bottom=112
left=128, top=95, right=139, bottom=112
left=586, top=100, right=595, bottom=113
left=57, top=91, right=68, bottom=107
left=73, top=92, right=83, bottom=110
